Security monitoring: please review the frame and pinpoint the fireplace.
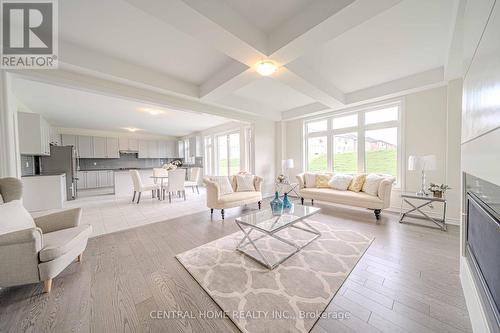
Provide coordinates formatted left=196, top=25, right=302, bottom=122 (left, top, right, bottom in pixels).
left=464, top=174, right=500, bottom=331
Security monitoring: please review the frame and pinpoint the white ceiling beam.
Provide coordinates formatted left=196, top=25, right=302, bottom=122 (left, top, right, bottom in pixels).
left=124, top=0, right=265, bottom=67
left=346, top=67, right=445, bottom=104
left=59, top=41, right=199, bottom=98
left=269, top=0, right=403, bottom=64
left=274, top=67, right=345, bottom=109
left=200, top=62, right=257, bottom=101
left=444, top=0, right=466, bottom=80
left=9, top=69, right=265, bottom=122
left=281, top=102, right=331, bottom=121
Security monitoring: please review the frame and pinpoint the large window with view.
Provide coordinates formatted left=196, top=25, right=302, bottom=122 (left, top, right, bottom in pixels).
left=305, top=103, right=400, bottom=181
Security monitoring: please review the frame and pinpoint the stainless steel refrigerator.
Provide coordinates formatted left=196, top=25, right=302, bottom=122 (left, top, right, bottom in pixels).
left=40, top=145, right=78, bottom=200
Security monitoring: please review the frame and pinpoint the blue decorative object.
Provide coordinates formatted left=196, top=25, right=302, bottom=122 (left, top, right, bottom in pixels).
left=270, top=191, right=283, bottom=216
left=282, top=192, right=293, bottom=211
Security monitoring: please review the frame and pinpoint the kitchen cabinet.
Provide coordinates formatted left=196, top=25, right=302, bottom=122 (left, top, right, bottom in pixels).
left=77, top=136, right=94, bottom=158
left=77, top=170, right=114, bottom=189
left=50, top=128, right=61, bottom=146
left=61, top=134, right=78, bottom=148
left=148, top=140, right=159, bottom=158
left=106, top=137, right=120, bottom=158
left=177, top=140, right=184, bottom=158
left=93, top=137, right=107, bottom=158
left=86, top=171, right=98, bottom=188
left=138, top=140, right=149, bottom=158
left=166, top=141, right=176, bottom=156
left=128, top=139, right=138, bottom=151
left=18, top=112, right=52, bottom=156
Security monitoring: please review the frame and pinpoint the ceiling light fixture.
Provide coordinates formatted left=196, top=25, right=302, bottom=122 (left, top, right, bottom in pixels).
left=140, top=108, right=165, bottom=116
left=123, top=127, right=140, bottom=132
left=256, top=60, right=277, bottom=76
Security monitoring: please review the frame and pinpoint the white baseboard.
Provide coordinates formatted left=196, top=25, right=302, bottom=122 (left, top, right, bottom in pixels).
left=460, top=257, right=492, bottom=333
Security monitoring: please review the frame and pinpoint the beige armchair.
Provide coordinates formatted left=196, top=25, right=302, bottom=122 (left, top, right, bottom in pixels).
left=203, top=175, right=263, bottom=219
left=0, top=177, right=92, bottom=293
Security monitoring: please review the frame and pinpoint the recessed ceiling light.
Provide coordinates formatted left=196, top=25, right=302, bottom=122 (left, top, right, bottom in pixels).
left=123, top=127, right=140, bottom=132
left=140, top=108, right=166, bottom=116
left=256, top=60, right=277, bottom=76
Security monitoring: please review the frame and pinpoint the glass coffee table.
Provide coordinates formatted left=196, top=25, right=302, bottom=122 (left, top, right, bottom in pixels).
left=235, top=205, right=321, bottom=269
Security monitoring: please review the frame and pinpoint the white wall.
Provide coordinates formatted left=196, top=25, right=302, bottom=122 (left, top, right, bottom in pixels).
left=253, top=119, right=276, bottom=196
left=283, top=84, right=462, bottom=222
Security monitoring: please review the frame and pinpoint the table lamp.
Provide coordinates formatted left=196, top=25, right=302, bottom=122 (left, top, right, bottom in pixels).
left=282, top=159, right=294, bottom=181
left=408, top=155, right=436, bottom=196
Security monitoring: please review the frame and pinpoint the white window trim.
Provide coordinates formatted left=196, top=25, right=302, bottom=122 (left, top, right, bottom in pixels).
left=304, top=100, right=403, bottom=187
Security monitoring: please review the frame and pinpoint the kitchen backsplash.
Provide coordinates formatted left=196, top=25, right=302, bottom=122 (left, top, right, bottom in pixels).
left=79, top=154, right=203, bottom=170
left=21, top=155, right=35, bottom=176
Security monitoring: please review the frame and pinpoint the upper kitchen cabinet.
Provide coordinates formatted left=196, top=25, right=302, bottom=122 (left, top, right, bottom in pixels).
left=106, top=137, right=120, bottom=158
left=119, top=137, right=138, bottom=152
left=61, top=134, right=77, bottom=148
left=138, top=140, right=149, bottom=158
left=93, top=137, right=107, bottom=158
left=18, top=112, right=52, bottom=156
left=148, top=140, right=159, bottom=158
left=77, top=136, right=93, bottom=158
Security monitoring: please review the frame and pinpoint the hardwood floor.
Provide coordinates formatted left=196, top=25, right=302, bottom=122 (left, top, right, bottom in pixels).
left=0, top=200, right=472, bottom=333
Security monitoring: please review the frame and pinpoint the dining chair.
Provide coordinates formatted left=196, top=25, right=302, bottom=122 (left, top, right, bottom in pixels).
left=165, top=169, right=186, bottom=203
left=184, top=167, right=201, bottom=194
left=129, top=170, right=160, bottom=204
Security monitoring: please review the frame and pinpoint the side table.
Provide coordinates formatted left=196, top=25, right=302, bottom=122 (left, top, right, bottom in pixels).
left=275, top=181, right=300, bottom=197
left=399, top=192, right=447, bottom=231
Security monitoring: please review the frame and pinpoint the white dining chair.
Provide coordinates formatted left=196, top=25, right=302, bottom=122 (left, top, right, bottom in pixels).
left=166, top=169, right=186, bottom=203
left=130, top=170, right=160, bottom=204
left=184, top=167, right=201, bottom=194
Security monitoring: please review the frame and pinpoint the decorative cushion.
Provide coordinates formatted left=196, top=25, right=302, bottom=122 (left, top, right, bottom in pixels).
left=315, top=174, right=332, bottom=188
left=0, top=193, right=3, bottom=204
left=348, top=174, right=366, bottom=192
left=236, top=174, right=255, bottom=192
left=0, top=200, right=36, bottom=235
left=212, top=176, right=234, bottom=195
left=328, top=174, right=353, bottom=191
left=304, top=173, right=317, bottom=188
left=363, top=174, right=384, bottom=196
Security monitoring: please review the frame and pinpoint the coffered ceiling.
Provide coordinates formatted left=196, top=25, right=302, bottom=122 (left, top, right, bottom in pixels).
left=13, top=0, right=462, bottom=130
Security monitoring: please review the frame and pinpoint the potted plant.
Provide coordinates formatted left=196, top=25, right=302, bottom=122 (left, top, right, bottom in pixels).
left=428, top=183, right=451, bottom=198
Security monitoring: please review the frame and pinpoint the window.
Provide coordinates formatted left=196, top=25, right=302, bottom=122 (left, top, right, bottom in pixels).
left=216, top=132, right=241, bottom=176
left=333, top=132, right=357, bottom=173
left=307, top=136, right=327, bottom=172
left=305, top=102, right=401, bottom=181
left=365, top=128, right=397, bottom=176
left=204, top=136, right=213, bottom=175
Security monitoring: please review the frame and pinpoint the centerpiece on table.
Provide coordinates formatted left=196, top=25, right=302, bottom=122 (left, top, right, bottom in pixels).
left=162, top=160, right=182, bottom=171
left=428, top=183, right=451, bottom=198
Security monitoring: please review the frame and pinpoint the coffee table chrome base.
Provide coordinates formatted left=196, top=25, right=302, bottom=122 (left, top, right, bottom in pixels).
left=235, top=220, right=321, bottom=270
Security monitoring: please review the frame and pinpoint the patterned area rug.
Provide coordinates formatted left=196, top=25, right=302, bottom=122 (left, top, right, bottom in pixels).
left=176, top=219, right=373, bottom=333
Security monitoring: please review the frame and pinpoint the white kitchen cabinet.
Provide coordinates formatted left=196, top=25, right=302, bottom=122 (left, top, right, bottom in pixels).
left=166, top=141, right=176, bottom=157
left=106, top=137, right=120, bottom=158
left=93, top=137, right=107, bottom=158
left=17, top=112, right=52, bottom=156
left=98, top=171, right=110, bottom=187
left=76, top=171, right=86, bottom=190
left=78, top=136, right=94, bottom=158
left=148, top=140, right=159, bottom=158
left=138, top=140, right=149, bottom=158
left=177, top=140, right=184, bottom=158
left=86, top=171, right=98, bottom=188
left=61, top=134, right=78, bottom=148
left=128, top=139, right=138, bottom=151
left=158, top=141, right=167, bottom=157
left=50, top=128, right=61, bottom=146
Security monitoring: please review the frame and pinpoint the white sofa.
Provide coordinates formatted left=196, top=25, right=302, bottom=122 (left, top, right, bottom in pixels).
left=203, top=175, right=263, bottom=219
left=296, top=173, right=395, bottom=220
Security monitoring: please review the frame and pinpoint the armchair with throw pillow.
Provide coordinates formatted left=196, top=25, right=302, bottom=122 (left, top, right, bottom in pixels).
left=0, top=177, right=92, bottom=293
left=203, top=174, right=263, bottom=219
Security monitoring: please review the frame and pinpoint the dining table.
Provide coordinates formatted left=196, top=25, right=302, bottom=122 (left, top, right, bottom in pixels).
left=150, top=175, right=168, bottom=200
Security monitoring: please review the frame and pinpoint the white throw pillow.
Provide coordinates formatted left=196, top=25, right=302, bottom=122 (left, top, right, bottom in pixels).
left=236, top=174, right=255, bottom=192
left=362, top=174, right=384, bottom=196
left=212, top=176, right=234, bottom=195
left=304, top=173, right=317, bottom=188
left=0, top=200, right=36, bottom=235
left=0, top=193, right=4, bottom=204
left=328, top=174, right=353, bottom=191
